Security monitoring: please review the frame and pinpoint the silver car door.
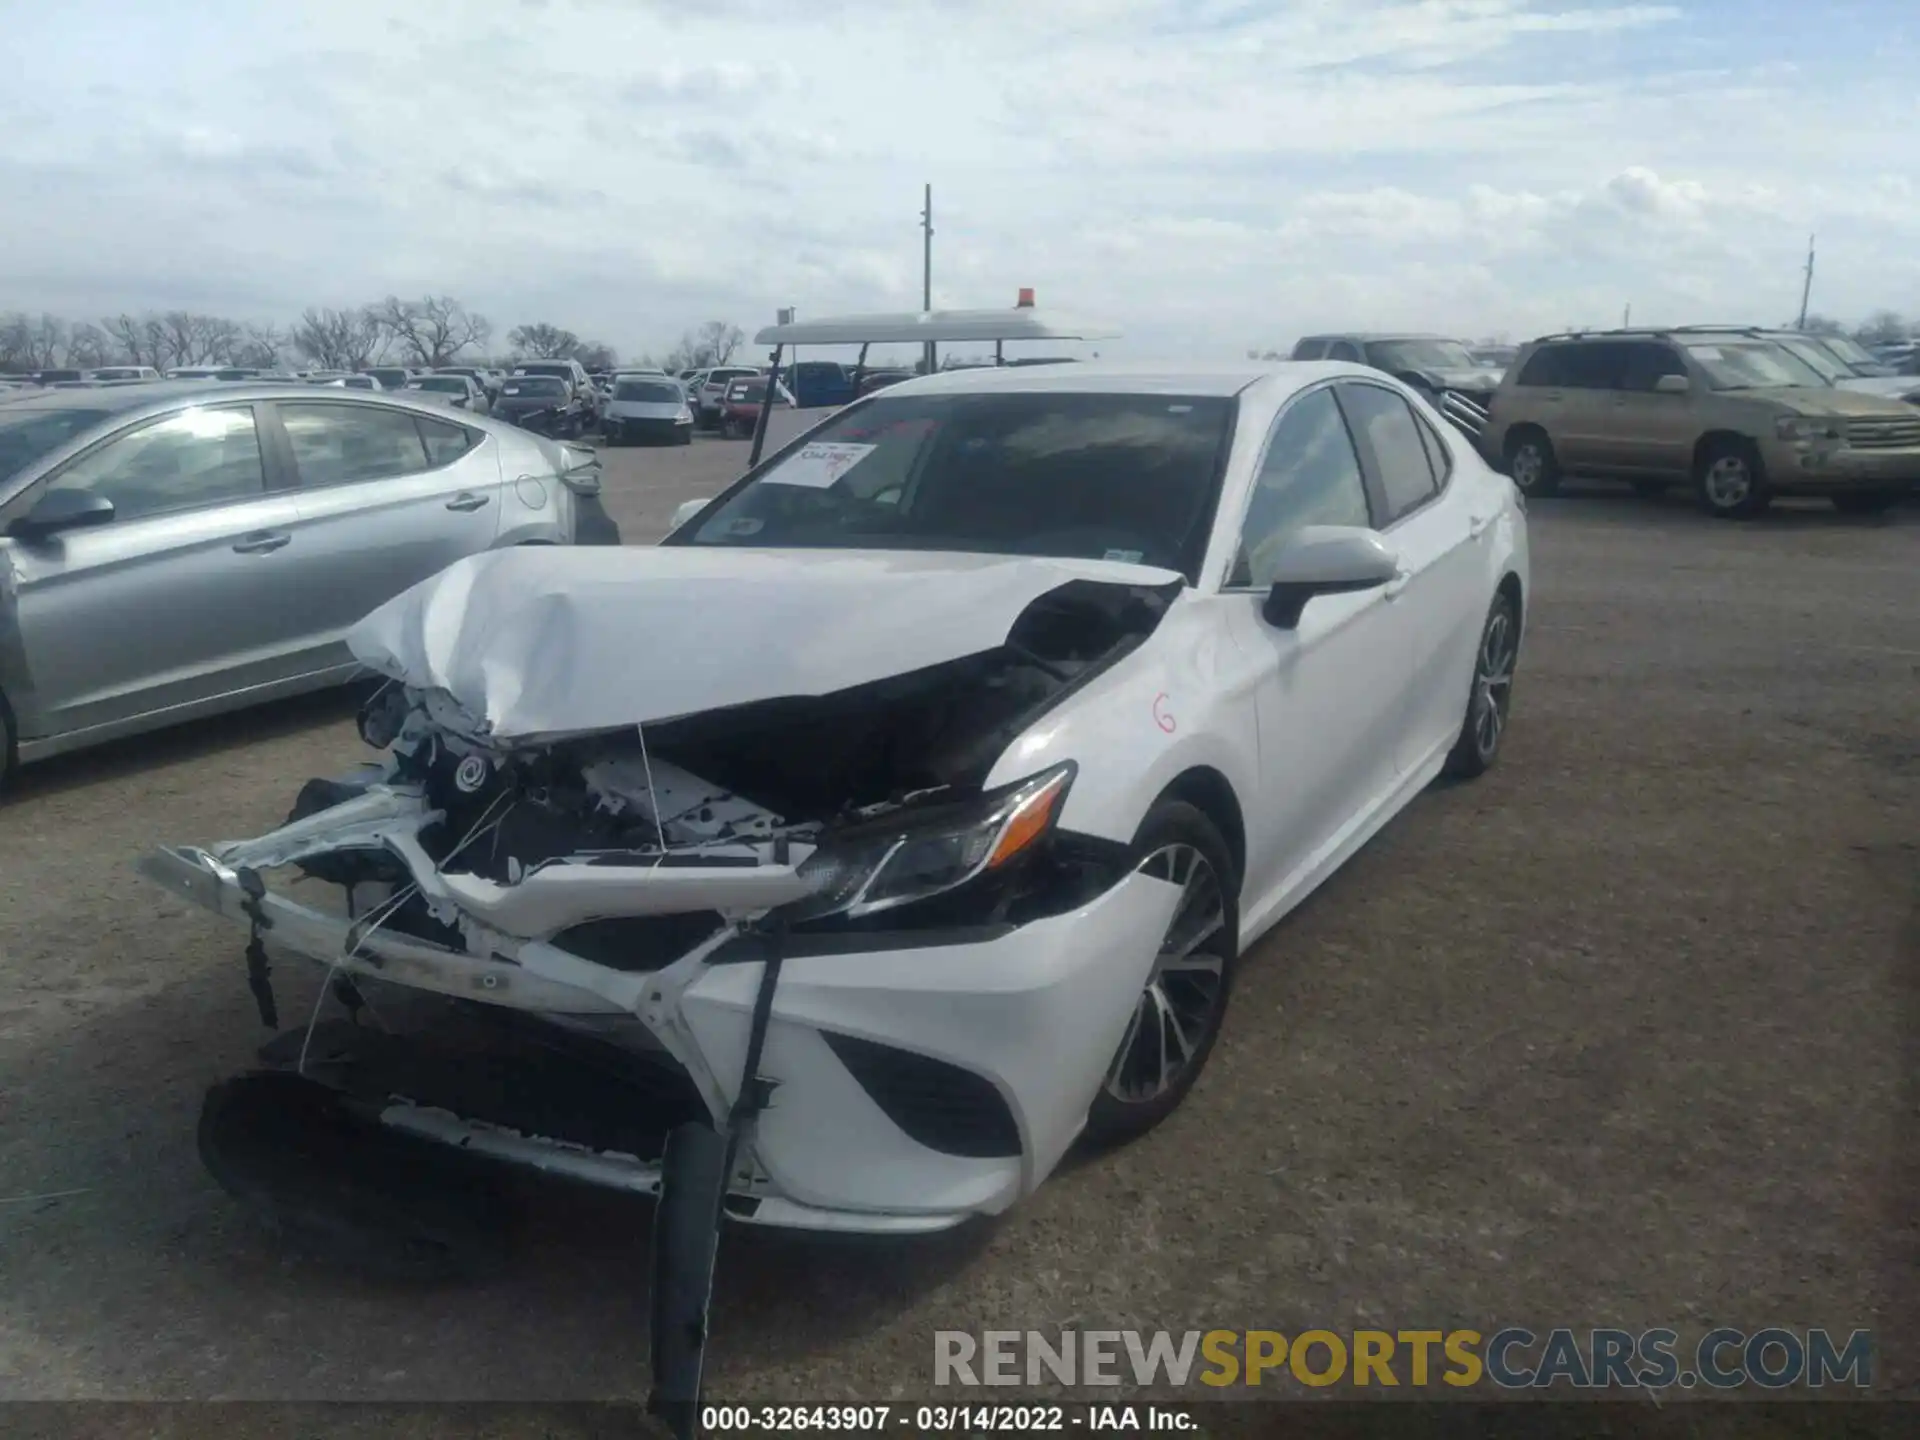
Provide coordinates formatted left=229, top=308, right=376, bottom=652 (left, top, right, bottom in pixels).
left=272, top=399, right=504, bottom=669
left=1, top=402, right=309, bottom=742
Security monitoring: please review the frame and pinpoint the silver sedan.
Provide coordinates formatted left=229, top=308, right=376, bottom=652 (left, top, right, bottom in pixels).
left=0, top=382, right=621, bottom=781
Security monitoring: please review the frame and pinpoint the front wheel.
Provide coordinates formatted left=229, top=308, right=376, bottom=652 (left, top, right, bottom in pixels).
left=1082, top=801, right=1239, bottom=1148
left=1831, top=490, right=1898, bottom=515
left=1443, top=591, right=1519, bottom=779
left=1505, top=429, right=1561, bottom=497
left=1695, top=438, right=1771, bottom=518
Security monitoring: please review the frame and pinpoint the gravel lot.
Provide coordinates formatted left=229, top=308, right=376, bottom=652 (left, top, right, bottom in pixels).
left=2, top=432, right=1914, bottom=1414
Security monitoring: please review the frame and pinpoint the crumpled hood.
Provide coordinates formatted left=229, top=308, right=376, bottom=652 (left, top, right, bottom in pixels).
left=347, top=546, right=1184, bottom=741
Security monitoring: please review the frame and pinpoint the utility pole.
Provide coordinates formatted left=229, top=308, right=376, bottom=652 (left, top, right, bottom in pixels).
left=1796, top=234, right=1816, bottom=328
left=1623, top=303, right=1631, bottom=327
left=920, top=183, right=935, bottom=374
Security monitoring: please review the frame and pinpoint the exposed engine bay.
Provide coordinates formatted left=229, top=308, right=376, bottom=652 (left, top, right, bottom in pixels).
left=286, top=577, right=1174, bottom=962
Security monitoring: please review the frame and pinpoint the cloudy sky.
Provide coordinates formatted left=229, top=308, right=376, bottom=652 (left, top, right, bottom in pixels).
left=2, top=0, right=1916, bottom=362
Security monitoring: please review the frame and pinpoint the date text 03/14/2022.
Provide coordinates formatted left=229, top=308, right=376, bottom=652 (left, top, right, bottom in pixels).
left=700, top=1404, right=1197, bottom=1432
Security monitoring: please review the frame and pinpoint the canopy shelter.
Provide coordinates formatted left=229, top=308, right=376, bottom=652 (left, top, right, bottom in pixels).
left=744, top=303, right=1121, bottom=464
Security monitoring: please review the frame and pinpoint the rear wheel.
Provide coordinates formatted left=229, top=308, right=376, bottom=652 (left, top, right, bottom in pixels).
left=1831, top=490, right=1898, bottom=515
left=1695, top=437, right=1771, bottom=518
left=1083, top=801, right=1238, bottom=1147
left=1504, top=428, right=1561, bottom=497
left=1443, top=591, right=1519, bottom=779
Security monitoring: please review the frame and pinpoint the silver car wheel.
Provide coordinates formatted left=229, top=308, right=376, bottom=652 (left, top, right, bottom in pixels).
left=1704, top=454, right=1752, bottom=509
left=1510, top=443, right=1544, bottom=490
left=1104, top=843, right=1228, bottom=1105
left=1473, top=607, right=1517, bottom=759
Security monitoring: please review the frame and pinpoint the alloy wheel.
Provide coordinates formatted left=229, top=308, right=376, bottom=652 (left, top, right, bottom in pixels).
left=1104, top=844, right=1229, bottom=1105
left=1472, top=606, right=1517, bottom=761
left=1509, top=443, right=1544, bottom=491
left=1703, top=455, right=1752, bottom=510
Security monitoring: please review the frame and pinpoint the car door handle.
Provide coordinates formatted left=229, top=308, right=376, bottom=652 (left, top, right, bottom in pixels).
left=232, top=531, right=291, bottom=554
left=1382, top=568, right=1412, bottom=599
left=445, top=492, right=491, bottom=512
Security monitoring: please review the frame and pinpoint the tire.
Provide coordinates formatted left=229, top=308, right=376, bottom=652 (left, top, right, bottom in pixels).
left=0, top=690, right=15, bottom=791
left=1831, top=490, right=1897, bottom=515
left=1082, top=800, right=1239, bottom=1147
left=1504, top=428, right=1561, bottom=497
left=1694, top=437, right=1771, bottom=519
left=678, top=427, right=693, bottom=446
left=1442, top=590, right=1520, bottom=779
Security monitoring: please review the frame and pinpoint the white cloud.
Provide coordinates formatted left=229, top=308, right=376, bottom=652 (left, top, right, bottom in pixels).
left=0, top=0, right=1915, bottom=359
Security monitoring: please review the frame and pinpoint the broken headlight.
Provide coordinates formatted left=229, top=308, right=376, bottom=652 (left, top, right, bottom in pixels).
left=787, top=763, right=1075, bottom=922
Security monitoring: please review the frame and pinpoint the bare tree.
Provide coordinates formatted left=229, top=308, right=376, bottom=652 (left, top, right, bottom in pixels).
left=575, top=341, right=619, bottom=371
left=103, top=313, right=164, bottom=367
left=664, top=321, right=745, bottom=371
left=0, top=312, right=34, bottom=371
left=1854, top=310, right=1910, bottom=347
left=292, top=306, right=380, bottom=370
left=373, top=294, right=492, bottom=366
left=234, top=323, right=287, bottom=369
left=27, top=314, right=68, bottom=368
left=65, top=323, right=113, bottom=368
left=507, top=322, right=583, bottom=360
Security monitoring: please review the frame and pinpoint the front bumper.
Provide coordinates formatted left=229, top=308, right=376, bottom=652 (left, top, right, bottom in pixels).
left=605, top=416, right=692, bottom=443
left=140, top=786, right=1178, bottom=1232
left=1759, top=438, right=1920, bottom=493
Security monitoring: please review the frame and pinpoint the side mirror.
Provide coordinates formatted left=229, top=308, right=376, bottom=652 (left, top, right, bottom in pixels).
left=670, top=497, right=710, bottom=531
left=11, top=488, right=117, bottom=540
left=1260, top=525, right=1400, bottom=629
left=1653, top=373, right=1690, bottom=394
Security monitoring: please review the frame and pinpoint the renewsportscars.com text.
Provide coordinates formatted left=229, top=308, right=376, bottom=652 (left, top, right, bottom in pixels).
left=934, top=1327, right=1873, bottom=1390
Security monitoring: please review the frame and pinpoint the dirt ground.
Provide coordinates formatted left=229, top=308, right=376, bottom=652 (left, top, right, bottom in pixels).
left=1, top=433, right=1914, bottom=1415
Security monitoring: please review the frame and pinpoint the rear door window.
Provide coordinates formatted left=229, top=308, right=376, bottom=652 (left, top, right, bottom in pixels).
left=1335, top=382, right=1438, bottom=524
left=279, top=402, right=431, bottom=487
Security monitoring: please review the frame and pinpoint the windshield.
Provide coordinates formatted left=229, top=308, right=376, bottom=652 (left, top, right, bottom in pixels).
left=1814, top=335, right=1893, bottom=376
left=615, top=380, right=681, bottom=403
left=0, top=407, right=111, bottom=484
left=674, top=390, right=1235, bottom=582
left=516, top=364, right=571, bottom=378
left=1772, top=336, right=1847, bottom=382
left=1682, top=340, right=1828, bottom=390
left=1368, top=339, right=1480, bottom=372
left=500, top=377, right=564, bottom=397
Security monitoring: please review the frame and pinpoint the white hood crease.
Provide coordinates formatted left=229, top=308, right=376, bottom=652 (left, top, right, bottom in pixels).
left=347, top=546, right=1182, bottom=742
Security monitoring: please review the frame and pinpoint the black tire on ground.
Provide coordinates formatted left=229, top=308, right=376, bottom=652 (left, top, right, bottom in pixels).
left=1504, top=427, right=1561, bottom=497
left=0, top=689, right=14, bottom=791
left=1082, top=799, right=1239, bottom=1148
left=1442, top=589, right=1520, bottom=780
left=1631, top=479, right=1669, bottom=497
left=198, top=1072, right=517, bottom=1282
left=1694, top=436, right=1771, bottom=519
left=678, top=427, right=693, bottom=446
left=1831, top=490, right=1898, bottom=515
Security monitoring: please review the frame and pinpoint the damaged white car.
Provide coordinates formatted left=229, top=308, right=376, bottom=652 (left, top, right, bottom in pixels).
left=141, top=359, right=1526, bottom=1420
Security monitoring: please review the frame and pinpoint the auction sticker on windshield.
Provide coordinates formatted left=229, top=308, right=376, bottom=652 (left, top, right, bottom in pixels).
left=766, top=442, right=875, bottom=489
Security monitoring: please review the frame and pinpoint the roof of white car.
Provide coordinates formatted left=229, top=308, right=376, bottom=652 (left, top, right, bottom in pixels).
left=877, top=358, right=1369, bottom=400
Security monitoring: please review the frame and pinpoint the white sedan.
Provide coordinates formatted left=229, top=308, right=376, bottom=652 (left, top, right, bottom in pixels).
left=143, top=361, right=1526, bottom=1241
